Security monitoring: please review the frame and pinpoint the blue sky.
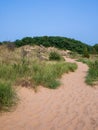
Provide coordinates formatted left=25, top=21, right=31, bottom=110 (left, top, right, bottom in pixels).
left=0, top=0, right=98, bottom=45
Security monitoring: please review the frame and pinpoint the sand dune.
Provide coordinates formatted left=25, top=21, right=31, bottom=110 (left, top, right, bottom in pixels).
left=0, top=58, right=98, bottom=130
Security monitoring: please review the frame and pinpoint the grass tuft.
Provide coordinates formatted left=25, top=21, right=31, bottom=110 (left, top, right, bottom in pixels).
left=85, top=60, right=98, bottom=85
left=0, top=82, right=17, bottom=111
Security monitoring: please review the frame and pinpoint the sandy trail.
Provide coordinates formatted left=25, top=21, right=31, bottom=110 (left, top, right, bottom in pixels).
left=0, top=58, right=98, bottom=130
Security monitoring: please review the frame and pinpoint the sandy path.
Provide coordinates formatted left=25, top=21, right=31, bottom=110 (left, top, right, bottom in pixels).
left=0, top=58, right=98, bottom=130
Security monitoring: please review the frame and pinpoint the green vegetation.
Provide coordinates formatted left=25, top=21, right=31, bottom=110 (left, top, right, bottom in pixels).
left=0, top=45, right=78, bottom=111
left=83, top=47, right=90, bottom=58
left=86, top=60, right=98, bottom=85
left=77, top=57, right=98, bottom=86
left=0, top=60, right=77, bottom=90
left=93, top=44, right=98, bottom=54
left=32, top=61, right=77, bottom=89
left=1, top=36, right=93, bottom=54
left=49, top=51, right=62, bottom=61
left=0, top=35, right=98, bottom=111
left=77, top=58, right=92, bottom=66
left=0, top=60, right=77, bottom=110
left=0, top=35, right=98, bottom=112
left=0, top=82, right=17, bottom=111
left=0, top=61, right=30, bottom=84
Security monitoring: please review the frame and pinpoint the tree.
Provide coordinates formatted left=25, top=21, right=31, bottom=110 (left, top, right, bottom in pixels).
left=92, top=47, right=97, bottom=55
left=0, top=42, right=2, bottom=45
left=83, top=47, right=90, bottom=58
left=93, top=44, right=98, bottom=54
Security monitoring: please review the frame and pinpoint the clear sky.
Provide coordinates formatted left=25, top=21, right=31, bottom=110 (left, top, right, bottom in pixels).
left=0, top=0, right=98, bottom=45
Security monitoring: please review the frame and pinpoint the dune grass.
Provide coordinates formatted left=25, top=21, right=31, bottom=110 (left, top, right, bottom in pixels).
left=77, top=58, right=92, bottom=66
left=0, top=45, right=78, bottom=111
left=0, top=82, right=17, bottom=111
left=86, top=60, right=98, bottom=85
left=0, top=61, right=30, bottom=84
left=32, top=61, right=77, bottom=89
left=0, top=60, right=77, bottom=111
left=0, top=60, right=77, bottom=89
left=77, top=58, right=98, bottom=86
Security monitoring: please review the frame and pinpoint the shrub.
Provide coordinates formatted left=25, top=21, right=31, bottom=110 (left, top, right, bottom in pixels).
left=83, top=47, right=90, bottom=58
left=49, top=51, right=61, bottom=61
left=0, top=82, right=17, bottom=111
left=6, top=42, right=16, bottom=51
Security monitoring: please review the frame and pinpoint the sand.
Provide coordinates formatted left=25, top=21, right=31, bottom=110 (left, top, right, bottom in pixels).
left=0, top=58, right=98, bottom=130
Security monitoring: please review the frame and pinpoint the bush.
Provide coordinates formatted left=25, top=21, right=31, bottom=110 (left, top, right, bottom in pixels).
left=6, top=42, right=16, bottom=51
left=83, top=47, right=90, bottom=58
left=0, top=82, right=17, bottom=111
left=49, top=51, right=61, bottom=61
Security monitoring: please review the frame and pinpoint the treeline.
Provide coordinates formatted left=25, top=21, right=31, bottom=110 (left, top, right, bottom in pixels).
left=0, top=36, right=98, bottom=54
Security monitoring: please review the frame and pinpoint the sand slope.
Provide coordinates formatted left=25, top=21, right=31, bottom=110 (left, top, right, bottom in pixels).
left=0, top=58, right=98, bottom=130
